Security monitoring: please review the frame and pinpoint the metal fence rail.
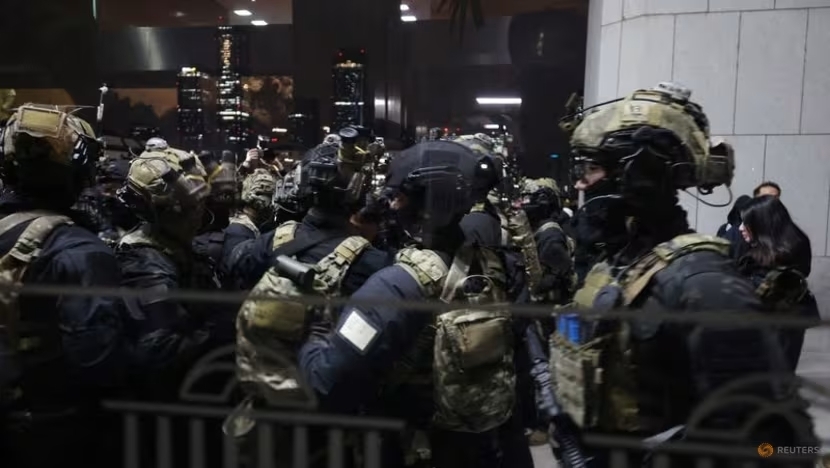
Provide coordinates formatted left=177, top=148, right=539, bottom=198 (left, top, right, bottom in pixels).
left=103, top=400, right=405, bottom=468
left=4, top=279, right=829, bottom=467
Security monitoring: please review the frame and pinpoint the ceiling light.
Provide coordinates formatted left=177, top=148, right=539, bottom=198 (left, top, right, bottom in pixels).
left=173, top=11, right=186, bottom=18
left=400, top=4, right=410, bottom=11
left=272, top=127, right=288, bottom=133
left=401, top=15, right=417, bottom=22
left=476, top=97, right=522, bottom=105
left=484, top=124, right=500, bottom=129
left=251, top=20, right=267, bottom=26
left=234, top=9, right=252, bottom=16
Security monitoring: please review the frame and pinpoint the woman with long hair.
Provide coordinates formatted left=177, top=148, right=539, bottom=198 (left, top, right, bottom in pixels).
left=738, top=195, right=818, bottom=370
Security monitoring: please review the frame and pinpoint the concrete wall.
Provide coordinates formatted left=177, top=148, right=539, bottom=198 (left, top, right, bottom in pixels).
left=585, top=0, right=830, bottom=320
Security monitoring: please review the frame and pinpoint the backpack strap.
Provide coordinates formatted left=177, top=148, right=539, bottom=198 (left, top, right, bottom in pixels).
left=272, top=221, right=300, bottom=250
left=622, top=234, right=731, bottom=306
left=395, top=247, right=449, bottom=297
left=312, top=236, right=372, bottom=295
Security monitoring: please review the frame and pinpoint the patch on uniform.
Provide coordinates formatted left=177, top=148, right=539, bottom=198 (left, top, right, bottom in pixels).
left=337, top=309, right=378, bottom=354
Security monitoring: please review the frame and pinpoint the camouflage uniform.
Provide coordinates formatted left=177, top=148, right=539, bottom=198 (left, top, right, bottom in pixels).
left=551, top=84, right=815, bottom=466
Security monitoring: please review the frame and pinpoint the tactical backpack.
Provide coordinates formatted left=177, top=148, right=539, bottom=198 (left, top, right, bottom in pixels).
left=0, top=211, right=73, bottom=407
left=550, top=233, right=730, bottom=432
left=236, top=220, right=371, bottom=405
left=397, top=244, right=516, bottom=433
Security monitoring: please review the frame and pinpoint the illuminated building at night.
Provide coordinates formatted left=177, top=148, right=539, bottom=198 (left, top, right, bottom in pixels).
left=331, top=49, right=366, bottom=131
left=217, top=26, right=251, bottom=152
left=289, top=98, right=321, bottom=149
left=176, top=66, right=216, bottom=151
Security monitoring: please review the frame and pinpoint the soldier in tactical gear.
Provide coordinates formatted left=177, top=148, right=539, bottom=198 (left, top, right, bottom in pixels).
left=226, top=132, right=389, bottom=466
left=552, top=83, right=816, bottom=466
left=229, top=128, right=388, bottom=290
left=298, top=140, right=533, bottom=468
left=453, top=134, right=509, bottom=247
left=192, top=151, right=239, bottom=274
left=0, top=104, right=130, bottom=468
left=519, top=178, right=575, bottom=305
left=116, top=145, right=233, bottom=399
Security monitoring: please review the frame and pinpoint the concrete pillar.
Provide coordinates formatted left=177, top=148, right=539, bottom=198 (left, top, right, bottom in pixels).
left=586, top=0, right=830, bottom=441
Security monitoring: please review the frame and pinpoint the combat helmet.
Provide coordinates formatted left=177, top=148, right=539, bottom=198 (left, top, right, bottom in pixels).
left=120, top=146, right=210, bottom=242
left=0, top=104, right=100, bottom=207
left=241, top=168, right=276, bottom=218
left=520, top=178, right=562, bottom=224
left=570, top=82, right=733, bottom=194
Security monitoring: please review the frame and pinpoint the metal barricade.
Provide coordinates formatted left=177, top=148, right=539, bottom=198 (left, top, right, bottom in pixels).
left=103, top=400, right=405, bottom=468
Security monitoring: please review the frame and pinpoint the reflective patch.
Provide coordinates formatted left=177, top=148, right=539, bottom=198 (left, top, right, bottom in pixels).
left=337, top=309, right=378, bottom=353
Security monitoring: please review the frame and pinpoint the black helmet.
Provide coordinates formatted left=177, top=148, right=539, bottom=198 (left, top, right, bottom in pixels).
left=299, top=142, right=368, bottom=215
left=385, top=141, right=487, bottom=248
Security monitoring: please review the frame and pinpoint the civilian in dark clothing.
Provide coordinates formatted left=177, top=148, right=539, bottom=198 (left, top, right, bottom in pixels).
left=736, top=195, right=817, bottom=370
left=717, top=194, right=752, bottom=259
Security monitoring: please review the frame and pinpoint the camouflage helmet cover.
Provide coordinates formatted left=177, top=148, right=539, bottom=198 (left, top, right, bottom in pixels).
left=127, top=147, right=209, bottom=210
left=521, top=177, right=560, bottom=196
left=570, top=85, right=731, bottom=189
left=241, top=168, right=277, bottom=210
left=1, top=103, right=96, bottom=166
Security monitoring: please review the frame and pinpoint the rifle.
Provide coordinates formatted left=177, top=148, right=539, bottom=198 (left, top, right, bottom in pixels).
left=524, top=323, right=587, bottom=468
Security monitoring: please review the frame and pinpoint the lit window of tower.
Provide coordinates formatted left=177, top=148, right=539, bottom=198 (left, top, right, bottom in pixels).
left=331, top=49, right=366, bottom=132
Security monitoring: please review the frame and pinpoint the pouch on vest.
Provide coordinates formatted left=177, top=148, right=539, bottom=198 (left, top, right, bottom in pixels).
left=0, top=212, right=73, bottom=407
left=433, top=245, right=515, bottom=433
left=756, top=267, right=809, bottom=309
left=550, top=234, right=730, bottom=433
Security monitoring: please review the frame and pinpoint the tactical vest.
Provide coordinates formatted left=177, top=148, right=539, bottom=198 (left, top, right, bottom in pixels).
left=0, top=211, right=73, bottom=408
left=395, top=244, right=516, bottom=434
left=471, top=202, right=510, bottom=246
left=550, top=233, right=730, bottom=433
left=236, top=220, right=371, bottom=406
left=119, top=227, right=222, bottom=291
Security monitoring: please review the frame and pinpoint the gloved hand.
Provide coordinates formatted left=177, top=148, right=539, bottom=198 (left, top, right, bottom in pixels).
left=308, top=319, right=332, bottom=342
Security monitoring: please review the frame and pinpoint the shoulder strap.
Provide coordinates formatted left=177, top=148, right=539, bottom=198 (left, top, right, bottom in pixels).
left=621, top=233, right=731, bottom=306
left=0, top=211, right=56, bottom=238
left=272, top=221, right=300, bottom=250
left=537, top=221, right=562, bottom=235
left=231, top=214, right=260, bottom=237
left=3, top=215, right=73, bottom=265
left=396, top=247, right=449, bottom=297
left=312, top=236, right=372, bottom=294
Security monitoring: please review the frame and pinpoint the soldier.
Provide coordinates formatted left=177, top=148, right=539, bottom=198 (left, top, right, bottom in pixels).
left=226, top=135, right=389, bottom=466
left=453, top=134, right=509, bottom=247
left=116, top=145, right=233, bottom=399
left=551, top=82, right=816, bottom=466
left=0, top=104, right=129, bottom=468
left=519, top=178, right=575, bottom=305
left=298, top=140, right=533, bottom=468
